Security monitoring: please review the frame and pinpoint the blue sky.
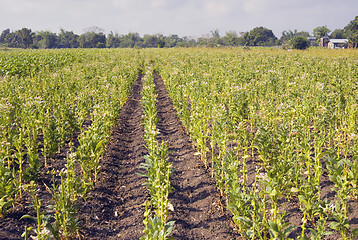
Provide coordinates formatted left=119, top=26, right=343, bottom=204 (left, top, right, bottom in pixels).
left=1, top=0, right=357, bottom=37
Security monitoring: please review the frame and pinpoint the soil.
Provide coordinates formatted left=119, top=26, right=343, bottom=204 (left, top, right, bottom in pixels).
left=3, top=69, right=356, bottom=240
left=153, top=73, right=240, bottom=239
left=78, top=73, right=148, bottom=240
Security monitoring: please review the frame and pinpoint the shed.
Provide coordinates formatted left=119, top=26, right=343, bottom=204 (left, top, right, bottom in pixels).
left=328, top=39, right=348, bottom=49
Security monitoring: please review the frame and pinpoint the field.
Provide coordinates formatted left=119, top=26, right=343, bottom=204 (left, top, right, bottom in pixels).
left=0, top=47, right=358, bottom=240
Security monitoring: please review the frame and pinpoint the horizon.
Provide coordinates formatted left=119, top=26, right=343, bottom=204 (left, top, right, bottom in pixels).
left=1, top=0, right=357, bottom=38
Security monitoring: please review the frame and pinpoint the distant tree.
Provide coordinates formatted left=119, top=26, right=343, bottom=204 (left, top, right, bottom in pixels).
left=313, top=25, right=331, bottom=39
left=2, top=31, right=19, bottom=48
left=15, top=28, right=34, bottom=48
left=330, top=29, right=346, bottom=39
left=344, top=16, right=358, bottom=48
left=119, top=32, right=141, bottom=48
left=34, top=31, right=58, bottom=49
left=164, top=34, right=179, bottom=47
left=106, top=32, right=121, bottom=48
left=157, top=37, right=165, bottom=48
left=280, top=30, right=309, bottom=43
left=222, top=31, right=239, bottom=46
left=290, top=36, right=310, bottom=50
left=143, top=34, right=158, bottom=48
left=246, top=27, right=277, bottom=46
left=209, top=29, right=221, bottom=46
left=0, top=29, right=10, bottom=44
left=58, top=29, right=79, bottom=48
left=344, top=16, right=358, bottom=33
left=79, top=32, right=106, bottom=48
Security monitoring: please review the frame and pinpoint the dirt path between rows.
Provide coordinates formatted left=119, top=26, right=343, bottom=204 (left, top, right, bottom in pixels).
left=78, top=74, right=147, bottom=239
left=153, top=73, right=240, bottom=239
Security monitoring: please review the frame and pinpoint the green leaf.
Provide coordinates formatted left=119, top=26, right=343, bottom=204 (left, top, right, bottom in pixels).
left=283, top=225, right=297, bottom=237
left=268, top=220, right=279, bottom=233
left=352, top=228, right=358, bottom=237
left=20, top=214, right=36, bottom=222
left=329, top=221, right=340, bottom=230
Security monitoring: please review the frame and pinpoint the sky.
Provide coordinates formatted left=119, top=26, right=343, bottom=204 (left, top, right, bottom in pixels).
left=1, top=0, right=357, bottom=38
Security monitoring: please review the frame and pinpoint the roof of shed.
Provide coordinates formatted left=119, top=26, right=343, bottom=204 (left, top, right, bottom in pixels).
left=329, top=39, right=348, bottom=44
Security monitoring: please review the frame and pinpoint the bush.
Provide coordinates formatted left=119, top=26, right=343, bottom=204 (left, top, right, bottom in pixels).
left=290, top=36, right=310, bottom=50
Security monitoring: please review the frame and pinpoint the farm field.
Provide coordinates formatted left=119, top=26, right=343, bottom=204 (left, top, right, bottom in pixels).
left=0, top=47, right=358, bottom=240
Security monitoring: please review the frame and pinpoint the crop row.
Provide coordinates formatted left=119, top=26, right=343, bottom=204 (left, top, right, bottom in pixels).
left=154, top=48, right=358, bottom=239
left=0, top=49, right=141, bottom=239
left=140, top=65, right=174, bottom=240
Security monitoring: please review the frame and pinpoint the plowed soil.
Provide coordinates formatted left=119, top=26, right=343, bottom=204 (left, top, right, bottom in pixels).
left=78, top=73, right=147, bottom=239
left=77, top=72, right=239, bottom=239
left=153, top=73, right=240, bottom=239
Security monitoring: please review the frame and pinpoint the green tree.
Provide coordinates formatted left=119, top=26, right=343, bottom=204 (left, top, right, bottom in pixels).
left=344, top=16, right=358, bottom=48
left=106, top=32, right=121, bottom=48
left=164, top=34, right=179, bottom=47
left=143, top=34, right=158, bottom=48
left=79, top=32, right=106, bottom=48
left=222, top=31, right=239, bottom=46
left=280, top=30, right=309, bottom=43
left=34, top=31, right=58, bottom=49
left=58, top=29, right=79, bottom=48
left=119, top=32, right=142, bottom=48
left=313, top=25, right=331, bottom=39
left=330, top=29, right=346, bottom=39
left=157, top=36, right=165, bottom=48
left=208, top=29, right=221, bottom=47
left=246, top=27, right=277, bottom=46
left=0, top=29, right=10, bottom=44
left=15, top=28, right=34, bottom=48
left=290, top=36, right=310, bottom=50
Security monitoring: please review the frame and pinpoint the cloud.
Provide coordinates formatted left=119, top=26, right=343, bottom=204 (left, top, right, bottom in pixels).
left=1, top=0, right=357, bottom=37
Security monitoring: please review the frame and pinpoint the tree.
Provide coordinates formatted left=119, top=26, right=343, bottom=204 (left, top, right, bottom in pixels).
left=58, top=29, right=79, bottom=48
left=15, top=28, right=34, bottom=48
left=313, top=25, right=331, bottom=39
left=330, top=29, right=346, bottom=39
left=34, top=31, right=58, bottom=49
left=246, top=27, right=277, bottom=46
left=78, top=32, right=106, bottom=48
left=290, top=36, right=310, bottom=50
left=143, top=34, right=158, bottom=48
left=280, top=30, right=309, bottom=43
left=0, top=29, right=10, bottom=44
left=106, top=32, right=121, bottom=48
left=157, top=36, right=165, bottom=48
left=208, top=29, right=221, bottom=46
left=164, top=34, right=179, bottom=48
left=344, top=16, right=358, bottom=48
left=222, top=31, right=239, bottom=46
left=119, top=32, right=141, bottom=48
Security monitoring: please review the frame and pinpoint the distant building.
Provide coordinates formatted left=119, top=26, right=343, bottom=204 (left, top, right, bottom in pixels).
left=320, top=37, right=330, bottom=47
left=328, top=39, right=348, bottom=49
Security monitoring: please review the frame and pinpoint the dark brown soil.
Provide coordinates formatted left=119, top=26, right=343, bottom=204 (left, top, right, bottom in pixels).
left=78, top=73, right=147, bottom=239
left=153, top=73, right=240, bottom=239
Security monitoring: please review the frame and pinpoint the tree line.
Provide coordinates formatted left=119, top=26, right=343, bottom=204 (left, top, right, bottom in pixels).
left=1, top=16, right=357, bottom=49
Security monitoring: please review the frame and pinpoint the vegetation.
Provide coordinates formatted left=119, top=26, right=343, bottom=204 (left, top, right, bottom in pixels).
left=0, top=48, right=140, bottom=239
left=1, top=16, right=357, bottom=49
left=140, top=66, right=174, bottom=239
left=155, top=47, right=358, bottom=239
left=1, top=46, right=358, bottom=239
left=290, top=36, right=310, bottom=50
